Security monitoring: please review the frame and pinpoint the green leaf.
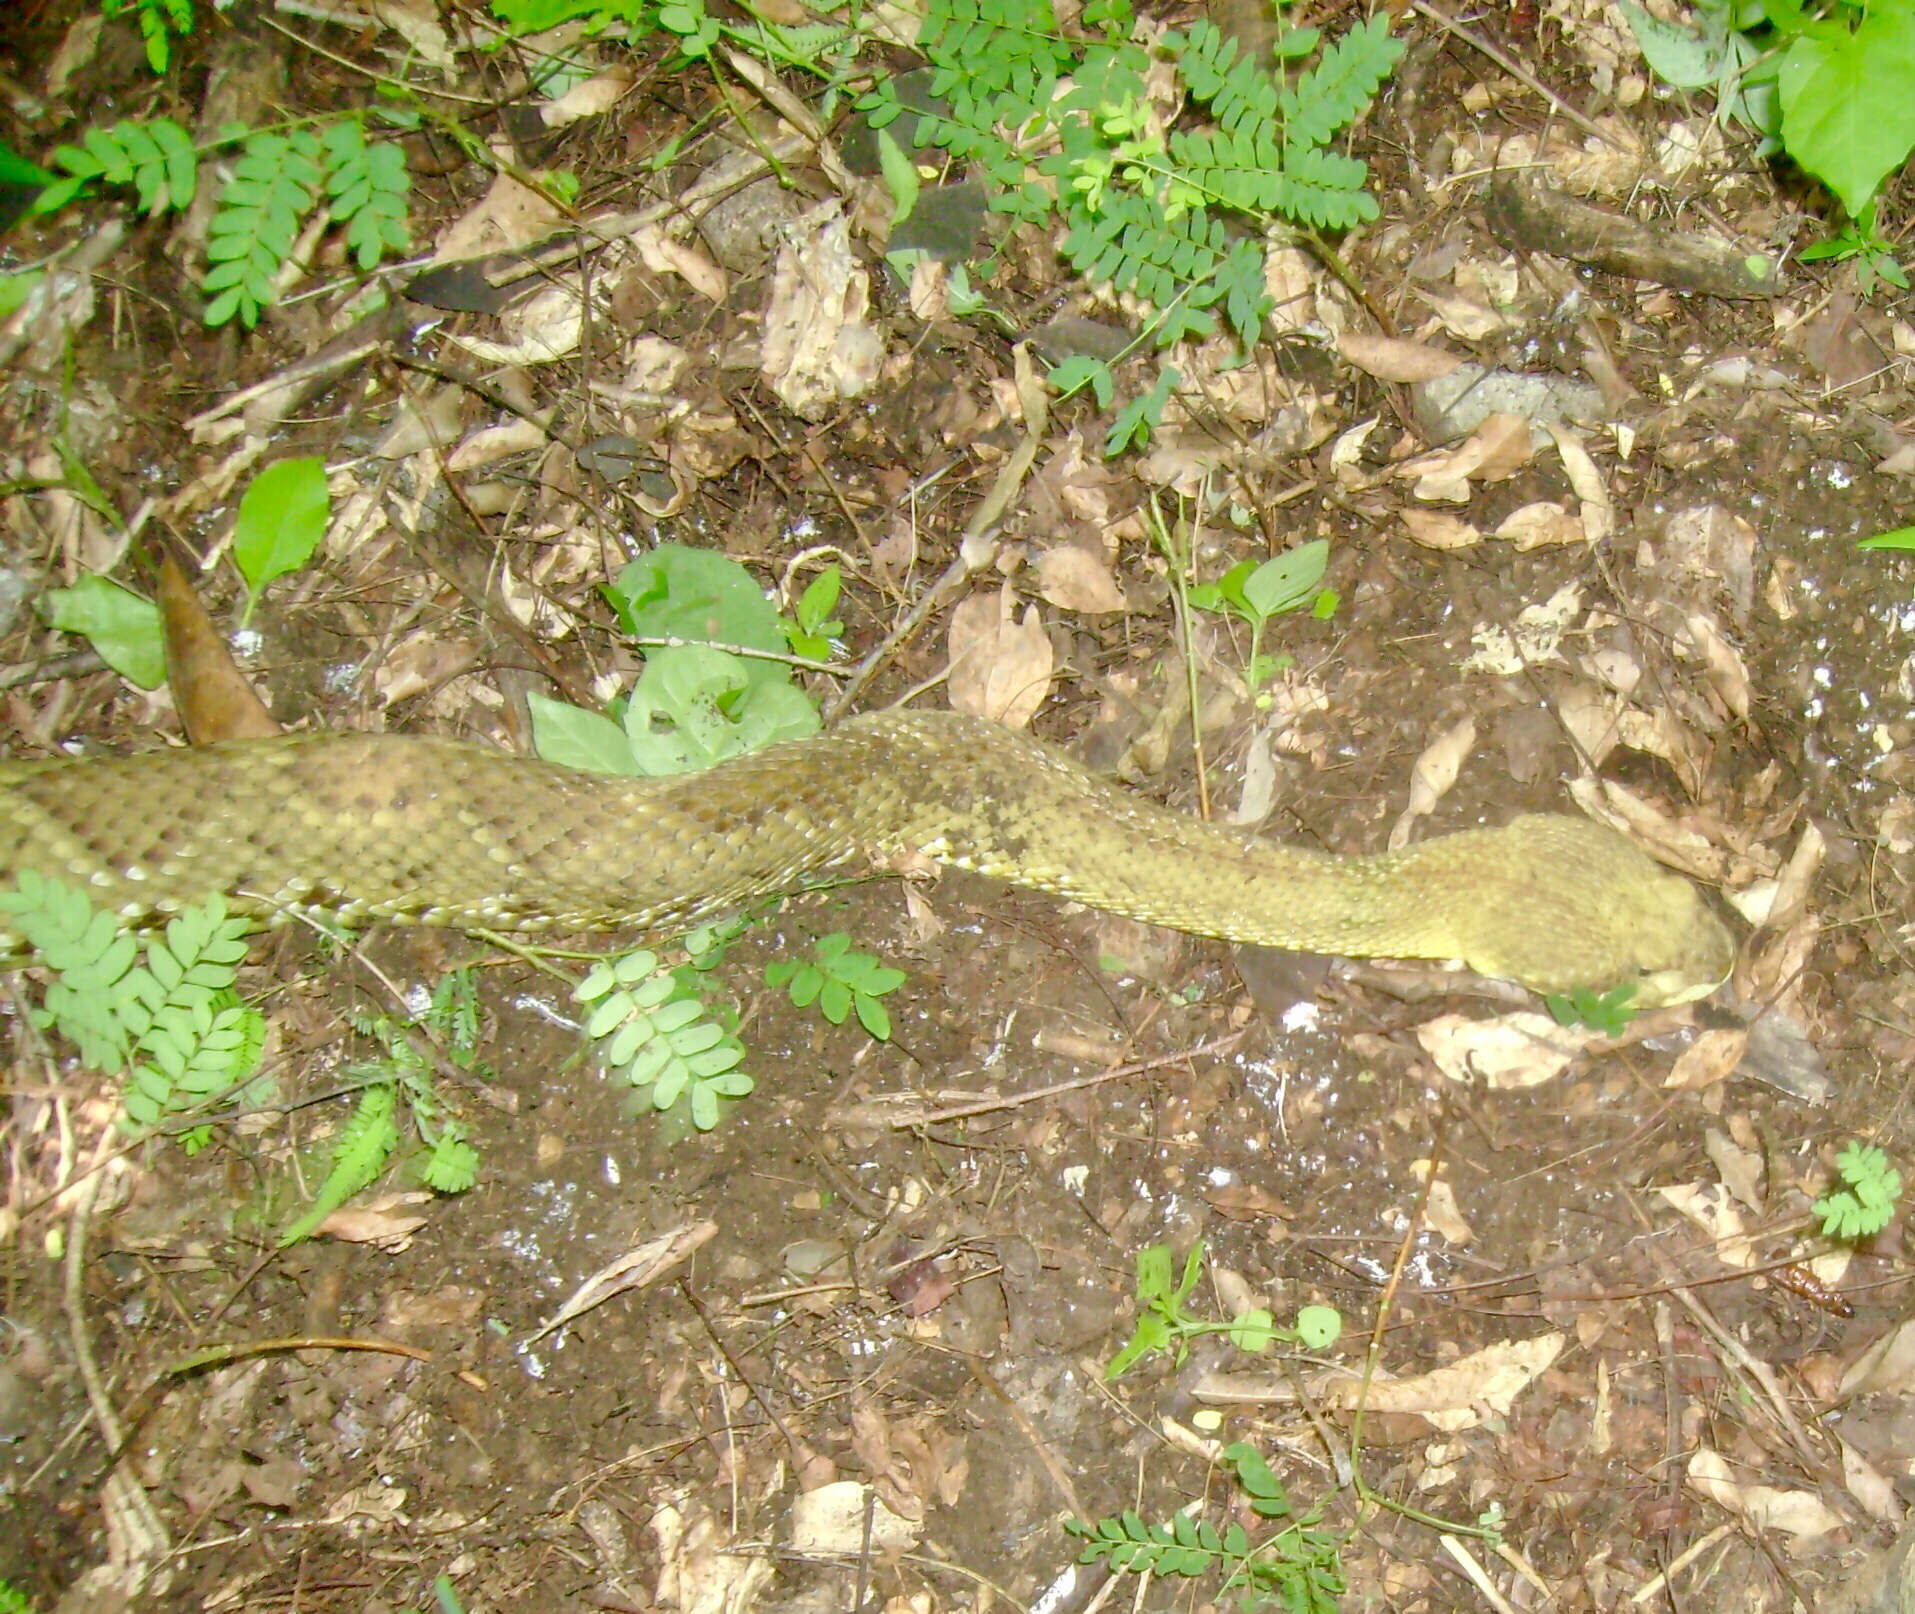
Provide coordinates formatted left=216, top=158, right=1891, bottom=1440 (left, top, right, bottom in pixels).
left=608, top=544, right=790, bottom=683
left=794, top=565, right=842, bottom=636
left=876, top=128, right=921, bottom=225
left=1618, top=0, right=1718, bottom=88
left=854, top=992, right=892, bottom=1040
left=0, top=139, right=52, bottom=189
left=233, top=458, right=328, bottom=607
left=1859, top=527, right=1915, bottom=552
left=1777, top=11, right=1915, bottom=219
left=1293, top=1304, right=1341, bottom=1349
left=1237, top=539, right=1329, bottom=619
left=621, top=645, right=820, bottom=774
left=42, top=575, right=165, bottom=688
left=528, top=691, right=641, bottom=774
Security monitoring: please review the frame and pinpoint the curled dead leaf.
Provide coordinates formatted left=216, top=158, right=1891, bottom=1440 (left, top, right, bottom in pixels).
left=946, top=584, right=1053, bottom=729
left=1034, top=545, right=1127, bottom=613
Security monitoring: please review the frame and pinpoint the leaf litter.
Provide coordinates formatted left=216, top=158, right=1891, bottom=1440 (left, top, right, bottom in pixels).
left=3, top=0, right=1914, bottom=1608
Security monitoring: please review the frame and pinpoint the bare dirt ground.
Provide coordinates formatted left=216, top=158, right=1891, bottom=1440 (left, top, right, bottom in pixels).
left=2, top=1, right=1914, bottom=1610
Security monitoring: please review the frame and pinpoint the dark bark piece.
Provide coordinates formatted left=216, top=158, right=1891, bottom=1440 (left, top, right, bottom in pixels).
left=1485, top=170, right=1783, bottom=300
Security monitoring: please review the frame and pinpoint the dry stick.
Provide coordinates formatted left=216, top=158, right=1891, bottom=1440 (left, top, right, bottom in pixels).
left=1408, top=1, right=1636, bottom=154
left=676, top=1278, right=805, bottom=1461
left=965, top=1356, right=1089, bottom=1518
left=1345, top=1126, right=1502, bottom=1540
left=65, top=1166, right=175, bottom=1584
left=825, top=347, right=1051, bottom=721
left=1627, top=1194, right=1823, bottom=1468
left=850, top=1032, right=1251, bottom=1129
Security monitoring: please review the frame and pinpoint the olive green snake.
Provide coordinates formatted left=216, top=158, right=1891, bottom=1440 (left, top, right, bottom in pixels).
left=0, top=710, right=1733, bottom=1005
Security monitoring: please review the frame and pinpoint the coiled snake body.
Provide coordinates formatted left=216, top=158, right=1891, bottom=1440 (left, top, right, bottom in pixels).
left=0, top=710, right=1733, bottom=1005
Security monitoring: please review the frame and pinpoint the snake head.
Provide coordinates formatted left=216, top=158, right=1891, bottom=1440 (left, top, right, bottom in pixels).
left=1450, top=816, right=1736, bottom=1008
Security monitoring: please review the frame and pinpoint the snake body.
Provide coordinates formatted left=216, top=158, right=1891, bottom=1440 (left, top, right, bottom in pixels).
left=0, top=710, right=1733, bottom=1004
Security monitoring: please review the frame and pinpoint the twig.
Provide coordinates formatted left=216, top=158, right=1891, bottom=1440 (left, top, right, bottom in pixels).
left=828, top=1031, right=1250, bottom=1129
left=1409, top=1, right=1636, bottom=154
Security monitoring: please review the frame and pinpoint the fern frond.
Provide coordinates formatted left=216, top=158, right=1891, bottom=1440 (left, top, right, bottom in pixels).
left=202, top=128, right=324, bottom=328
left=279, top=1083, right=402, bottom=1245
left=1278, top=14, right=1403, bottom=148
left=1271, top=144, right=1379, bottom=229
left=48, top=117, right=197, bottom=215
left=321, top=120, right=411, bottom=271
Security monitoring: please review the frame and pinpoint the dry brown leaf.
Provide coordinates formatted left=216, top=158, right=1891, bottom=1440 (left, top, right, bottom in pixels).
left=1338, top=331, right=1463, bottom=383
left=1389, top=716, right=1476, bottom=850
left=788, top=1482, right=920, bottom=1553
left=946, top=584, right=1053, bottom=728
left=1556, top=684, right=1626, bottom=767
left=1034, top=545, right=1126, bottom=613
left=1840, top=1439, right=1904, bottom=1524
left=312, top=1193, right=433, bottom=1251
left=1680, top=611, right=1753, bottom=719
left=1410, top=287, right=1508, bottom=342
left=447, top=282, right=584, bottom=366
left=1665, top=1027, right=1750, bottom=1092
left=368, top=0, right=453, bottom=66
left=541, top=64, right=634, bottom=127
left=1417, top=1011, right=1593, bottom=1088
left=1323, top=1333, right=1563, bottom=1431
left=761, top=205, right=881, bottom=420
left=1493, top=501, right=1585, bottom=549
left=1410, top=1161, right=1474, bottom=1245
left=632, top=224, right=727, bottom=304
left=1547, top=424, right=1613, bottom=543
left=1685, top=1449, right=1844, bottom=1540
left=373, top=633, right=478, bottom=707
left=1657, top=1182, right=1758, bottom=1268
left=434, top=164, right=564, bottom=260
left=1398, top=509, right=1480, bottom=550
left=1563, top=777, right=1729, bottom=882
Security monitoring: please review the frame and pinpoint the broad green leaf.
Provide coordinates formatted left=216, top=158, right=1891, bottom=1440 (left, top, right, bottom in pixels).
left=622, top=646, right=818, bottom=774
left=528, top=690, right=640, bottom=774
left=1777, top=13, right=1915, bottom=219
left=1618, top=0, right=1717, bottom=88
left=1294, top=1303, right=1341, bottom=1349
left=608, top=544, right=789, bottom=684
left=1238, top=539, right=1329, bottom=619
left=233, top=457, right=329, bottom=605
left=43, top=575, right=165, bottom=688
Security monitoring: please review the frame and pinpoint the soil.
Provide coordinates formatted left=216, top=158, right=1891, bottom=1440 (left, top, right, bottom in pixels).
left=2, top=2, right=1913, bottom=1611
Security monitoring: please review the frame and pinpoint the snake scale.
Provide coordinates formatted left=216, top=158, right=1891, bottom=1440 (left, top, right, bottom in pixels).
left=0, top=709, right=1734, bottom=1004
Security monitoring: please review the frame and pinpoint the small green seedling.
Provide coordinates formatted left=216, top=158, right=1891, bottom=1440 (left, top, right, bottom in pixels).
left=1105, top=1240, right=1341, bottom=1379
left=1188, top=539, right=1337, bottom=696
left=279, top=980, right=484, bottom=1244
left=1066, top=1441, right=1346, bottom=1614
left=1545, top=981, right=1638, bottom=1038
left=766, top=932, right=907, bottom=1040
left=577, top=943, right=754, bottom=1132
left=233, top=457, right=329, bottom=625
left=784, top=564, right=844, bottom=663
left=1816, top=1142, right=1901, bottom=1242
